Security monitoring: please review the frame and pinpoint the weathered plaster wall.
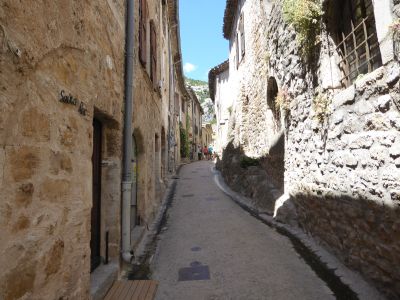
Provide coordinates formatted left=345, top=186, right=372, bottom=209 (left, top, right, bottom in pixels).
left=214, top=68, right=232, bottom=154
left=0, top=1, right=125, bottom=299
left=228, top=0, right=280, bottom=158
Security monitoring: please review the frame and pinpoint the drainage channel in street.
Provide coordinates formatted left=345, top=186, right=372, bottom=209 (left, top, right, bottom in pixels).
left=127, top=177, right=179, bottom=281
left=213, top=169, right=359, bottom=300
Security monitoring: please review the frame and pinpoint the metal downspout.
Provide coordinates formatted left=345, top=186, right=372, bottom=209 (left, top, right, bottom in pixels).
left=122, top=0, right=135, bottom=263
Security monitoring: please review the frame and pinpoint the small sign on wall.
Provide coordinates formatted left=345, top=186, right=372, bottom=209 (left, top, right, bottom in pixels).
left=59, top=90, right=87, bottom=116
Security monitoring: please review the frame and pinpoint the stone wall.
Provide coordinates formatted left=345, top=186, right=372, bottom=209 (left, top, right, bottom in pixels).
left=227, top=0, right=283, bottom=157
left=218, top=0, right=286, bottom=206
left=266, top=1, right=400, bottom=298
left=0, top=1, right=125, bottom=299
left=220, top=0, right=400, bottom=297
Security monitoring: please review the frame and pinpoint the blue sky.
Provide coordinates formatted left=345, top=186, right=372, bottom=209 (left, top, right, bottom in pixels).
left=179, top=0, right=229, bottom=81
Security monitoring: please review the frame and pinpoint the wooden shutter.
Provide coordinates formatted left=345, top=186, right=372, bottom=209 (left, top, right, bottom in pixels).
left=236, top=33, right=239, bottom=69
left=240, top=15, right=245, bottom=57
left=139, top=0, right=147, bottom=66
left=150, top=21, right=157, bottom=85
left=175, top=93, right=179, bottom=115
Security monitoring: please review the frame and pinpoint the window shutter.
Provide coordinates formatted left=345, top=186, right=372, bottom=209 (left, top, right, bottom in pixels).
left=175, top=93, right=179, bottom=115
left=240, top=15, right=245, bottom=57
left=139, top=0, right=147, bottom=66
left=150, top=21, right=157, bottom=85
left=236, top=33, right=239, bottom=69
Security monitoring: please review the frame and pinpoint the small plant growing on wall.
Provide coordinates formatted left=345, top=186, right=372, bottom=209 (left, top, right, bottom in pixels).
left=275, top=89, right=291, bottom=113
left=180, top=122, right=190, bottom=158
left=312, top=92, right=330, bottom=124
left=390, top=19, right=400, bottom=60
left=282, top=0, right=322, bottom=60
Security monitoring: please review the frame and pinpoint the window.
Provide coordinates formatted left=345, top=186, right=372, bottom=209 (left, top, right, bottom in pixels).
left=236, top=34, right=239, bottom=69
left=335, top=0, right=382, bottom=86
left=175, top=93, right=180, bottom=116
left=239, top=14, right=245, bottom=58
left=235, top=14, right=245, bottom=69
left=150, top=21, right=157, bottom=85
left=139, top=0, right=148, bottom=66
left=181, top=98, right=185, bottom=113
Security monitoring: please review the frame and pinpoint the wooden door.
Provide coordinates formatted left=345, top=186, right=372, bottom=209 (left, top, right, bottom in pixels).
left=91, top=119, right=102, bottom=272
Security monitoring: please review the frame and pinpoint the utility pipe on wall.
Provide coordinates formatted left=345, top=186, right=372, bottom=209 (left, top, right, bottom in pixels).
left=121, top=0, right=135, bottom=263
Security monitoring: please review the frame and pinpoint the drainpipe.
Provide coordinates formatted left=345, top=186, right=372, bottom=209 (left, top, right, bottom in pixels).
left=121, top=0, right=135, bottom=263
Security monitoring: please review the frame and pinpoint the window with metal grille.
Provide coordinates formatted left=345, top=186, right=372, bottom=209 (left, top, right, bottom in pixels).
left=335, top=0, right=382, bottom=87
left=139, top=0, right=148, bottom=66
left=150, top=21, right=157, bottom=85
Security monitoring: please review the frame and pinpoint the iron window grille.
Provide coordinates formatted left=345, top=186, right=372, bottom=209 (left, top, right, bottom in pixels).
left=336, top=0, right=382, bottom=87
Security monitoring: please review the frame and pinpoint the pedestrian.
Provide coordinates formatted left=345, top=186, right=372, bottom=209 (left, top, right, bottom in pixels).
left=208, top=145, right=213, bottom=160
left=203, top=145, right=208, bottom=160
left=198, top=145, right=202, bottom=160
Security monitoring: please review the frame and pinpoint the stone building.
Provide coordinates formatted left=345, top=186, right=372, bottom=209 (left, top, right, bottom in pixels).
left=187, top=86, right=203, bottom=159
left=202, top=123, right=214, bottom=150
left=0, top=0, right=187, bottom=299
left=216, top=0, right=400, bottom=297
left=209, top=60, right=231, bottom=155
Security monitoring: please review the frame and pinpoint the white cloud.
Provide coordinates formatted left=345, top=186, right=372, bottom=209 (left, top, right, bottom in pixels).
left=183, top=62, right=197, bottom=73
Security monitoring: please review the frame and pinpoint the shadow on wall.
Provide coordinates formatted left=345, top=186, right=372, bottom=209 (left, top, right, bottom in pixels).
left=292, top=191, right=400, bottom=299
left=216, top=137, right=285, bottom=214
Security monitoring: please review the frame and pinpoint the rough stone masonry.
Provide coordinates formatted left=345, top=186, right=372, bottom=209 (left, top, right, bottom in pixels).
left=218, top=0, right=400, bottom=298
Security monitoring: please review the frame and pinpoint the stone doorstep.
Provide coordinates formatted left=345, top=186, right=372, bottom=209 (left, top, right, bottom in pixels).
left=90, top=261, right=119, bottom=300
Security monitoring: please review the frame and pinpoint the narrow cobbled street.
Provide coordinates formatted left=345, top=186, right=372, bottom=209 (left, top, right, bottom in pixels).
left=152, top=161, right=334, bottom=300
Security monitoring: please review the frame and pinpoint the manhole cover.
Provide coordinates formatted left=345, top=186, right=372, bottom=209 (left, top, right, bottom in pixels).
left=178, top=263, right=210, bottom=281
left=182, top=194, right=194, bottom=198
left=206, top=197, right=217, bottom=201
left=191, top=247, right=201, bottom=252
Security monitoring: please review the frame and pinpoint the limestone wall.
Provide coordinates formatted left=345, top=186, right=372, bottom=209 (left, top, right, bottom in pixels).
left=266, top=2, right=400, bottom=297
left=214, top=68, right=232, bottom=155
left=0, top=1, right=125, bottom=299
left=227, top=0, right=280, bottom=157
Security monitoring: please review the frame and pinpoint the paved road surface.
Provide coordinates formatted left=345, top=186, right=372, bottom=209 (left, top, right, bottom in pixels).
left=152, top=161, right=335, bottom=300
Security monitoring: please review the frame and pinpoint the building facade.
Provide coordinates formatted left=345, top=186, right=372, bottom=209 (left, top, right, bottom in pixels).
left=0, top=0, right=187, bottom=299
left=216, top=0, right=400, bottom=297
left=202, top=123, right=214, bottom=150
left=187, top=87, right=203, bottom=159
left=209, top=60, right=231, bottom=155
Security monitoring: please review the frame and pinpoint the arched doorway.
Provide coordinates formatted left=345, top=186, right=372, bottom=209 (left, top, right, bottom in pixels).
left=267, top=76, right=280, bottom=130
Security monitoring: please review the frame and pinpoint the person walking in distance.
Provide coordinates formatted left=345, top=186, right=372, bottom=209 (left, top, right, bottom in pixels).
left=203, top=145, right=208, bottom=160
left=208, top=145, right=213, bottom=160
left=198, top=144, right=202, bottom=160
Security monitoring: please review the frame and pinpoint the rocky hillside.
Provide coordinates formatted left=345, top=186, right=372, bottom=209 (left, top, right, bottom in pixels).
left=185, top=77, right=215, bottom=123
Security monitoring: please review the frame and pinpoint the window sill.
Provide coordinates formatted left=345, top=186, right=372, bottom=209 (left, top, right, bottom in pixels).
left=332, top=66, right=385, bottom=109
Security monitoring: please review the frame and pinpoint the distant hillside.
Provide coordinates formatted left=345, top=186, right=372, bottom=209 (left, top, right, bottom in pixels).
left=185, top=77, right=208, bottom=87
left=185, top=77, right=215, bottom=123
